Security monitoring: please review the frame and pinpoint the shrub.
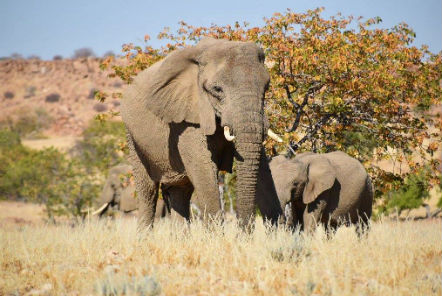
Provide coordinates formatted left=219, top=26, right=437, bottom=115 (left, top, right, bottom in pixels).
left=71, top=120, right=126, bottom=173
left=27, top=55, right=40, bottom=60
left=0, top=118, right=130, bottom=220
left=0, top=129, right=32, bottom=199
left=103, top=50, right=115, bottom=58
left=0, top=129, right=21, bottom=148
left=0, top=129, right=101, bottom=220
left=94, top=103, right=108, bottom=112
left=45, top=93, right=60, bottom=103
left=113, top=81, right=123, bottom=88
left=53, top=55, right=63, bottom=60
left=73, top=48, right=95, bottom=59
left=10, top=53, right=23, bottom=59
left=379, top=167, right=432, bottom=215
left=0, top=107, right=52, bottom=138
left=24, top=86, right=37, bottom=98
left=88, top=88, right=97, bottom=99
left=4, top=91, right=14, bottom=99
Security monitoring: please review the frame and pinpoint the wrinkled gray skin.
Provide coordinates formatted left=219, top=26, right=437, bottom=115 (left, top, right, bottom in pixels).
left=269, top=151, right=373, bottom=233
left=97, top=164, right=168, bottom=219
left=121, top=38, right=282, bottom=230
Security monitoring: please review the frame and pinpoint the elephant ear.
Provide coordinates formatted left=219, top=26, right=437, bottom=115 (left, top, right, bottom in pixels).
left=303, top=158, right=336, bottom=204
left=137, top=40, right=216, bottom=135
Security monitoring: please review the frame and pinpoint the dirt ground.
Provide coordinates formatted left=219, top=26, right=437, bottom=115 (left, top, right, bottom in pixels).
left=0, top=201, right=46, bottom=227
left=22, top=136, right=81, bottom=151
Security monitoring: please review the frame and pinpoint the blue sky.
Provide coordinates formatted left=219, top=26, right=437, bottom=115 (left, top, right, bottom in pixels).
left=1, top=0, right=441, bottom=59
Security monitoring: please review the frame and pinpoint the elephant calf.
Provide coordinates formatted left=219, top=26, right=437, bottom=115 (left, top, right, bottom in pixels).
left=269, top=151, right=373, bottom=234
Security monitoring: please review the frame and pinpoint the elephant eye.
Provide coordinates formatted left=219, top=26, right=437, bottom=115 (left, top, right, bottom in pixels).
left=213, top=86, right=223, bottom=93
left=203, top=82, right=224, bottom=101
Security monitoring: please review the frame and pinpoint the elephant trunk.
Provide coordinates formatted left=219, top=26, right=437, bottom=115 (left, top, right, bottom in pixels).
left=233, top=104, right=264, bottom=230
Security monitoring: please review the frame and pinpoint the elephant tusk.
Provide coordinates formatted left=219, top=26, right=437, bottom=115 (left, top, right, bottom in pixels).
left=267, top=129, right=283, bottom=143
left=92, top=202, right=109, bottom=216
left=224, top=126, right=235, bottom=141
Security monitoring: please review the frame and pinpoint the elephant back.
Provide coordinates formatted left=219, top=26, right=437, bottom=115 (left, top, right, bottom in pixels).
left=324, top=151, right=371, bottom=217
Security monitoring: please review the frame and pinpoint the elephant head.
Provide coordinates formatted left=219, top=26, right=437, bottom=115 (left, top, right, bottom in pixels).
left=269, top=155, right=337, bottom=209
left=92, top=164, right=136, bottom=216
left=138, top=38, right=276, bottom=227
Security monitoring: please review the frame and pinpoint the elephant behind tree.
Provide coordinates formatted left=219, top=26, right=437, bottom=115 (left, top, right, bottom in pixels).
left=121, top=37, right=282, bottom=231
left=269, top=151, right=373, bottom=233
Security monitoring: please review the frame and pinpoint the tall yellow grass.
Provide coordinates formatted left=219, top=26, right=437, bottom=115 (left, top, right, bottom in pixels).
left=1, top=218, right=441, bottom=295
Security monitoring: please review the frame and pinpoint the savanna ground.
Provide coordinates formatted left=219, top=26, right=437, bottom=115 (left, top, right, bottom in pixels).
left=1, top=202, right=440, bottom=296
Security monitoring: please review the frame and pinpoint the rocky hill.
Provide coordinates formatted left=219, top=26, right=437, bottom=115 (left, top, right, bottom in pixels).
left=0, top=58, right=124, bottom=137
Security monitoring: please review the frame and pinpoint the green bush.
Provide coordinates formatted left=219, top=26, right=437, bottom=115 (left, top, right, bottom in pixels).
left=0, top=129, right=100, bottom=221
left=72, top=120, right=126, bottom=173
left=0, top=108, right=52, bottom=139
left=381, top=167, right=432, bottom=215
left=0, top=129, right=28, bottom=197
left=438, top=175, right=442, bottom=209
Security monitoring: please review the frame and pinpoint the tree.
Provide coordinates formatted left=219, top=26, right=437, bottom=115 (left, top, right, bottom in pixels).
left=71, top=120, right=126, bottom=173
left=103, top=50, right=115, bottom=58
left=100, top=8, right=441, bottom=210
left=0, top=129, right=101, bottom=221
left=380, top=167, right=431, bottom=215
left=73, top=47, right=95, bottom=59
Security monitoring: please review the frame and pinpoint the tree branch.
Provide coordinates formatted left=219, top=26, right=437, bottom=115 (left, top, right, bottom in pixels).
left=287, top=113, right=332, bottom=156
left=287, top=83, right=323, bottom=133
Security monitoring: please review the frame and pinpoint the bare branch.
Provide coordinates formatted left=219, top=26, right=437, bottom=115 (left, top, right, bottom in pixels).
left=287, top=83, right=323, bottom=133
left=288, top=113, right=332, bottom=155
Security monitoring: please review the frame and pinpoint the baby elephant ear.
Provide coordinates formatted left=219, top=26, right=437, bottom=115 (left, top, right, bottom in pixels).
left=303, top=158, right=336, bottom=204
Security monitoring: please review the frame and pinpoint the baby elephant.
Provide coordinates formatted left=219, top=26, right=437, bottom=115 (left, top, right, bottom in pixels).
left=269, top=151, right=373, bottom=234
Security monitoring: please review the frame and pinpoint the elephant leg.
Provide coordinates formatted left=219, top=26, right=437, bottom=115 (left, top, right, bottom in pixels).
left=355, top=210, right=371, bottom=238
left=154, top=198, right=170, bottom=219
left=166, top=186, right=193, bottom=221
left=127, top=132, right=159, bottom=232
left=133, top=163, right=159, bottom=231
left=184, top=166, right=221, bottom=221
left=284, top=203, right=294, bottom=229
left=292, top=200, right=305, bottom=231
left=256, top=149, right=284, bottom=225
left=303, top=198, right=328, bottom=234
left=356, top=178, right=373, bottom=237
left=178, top=129, right=221, bottom=222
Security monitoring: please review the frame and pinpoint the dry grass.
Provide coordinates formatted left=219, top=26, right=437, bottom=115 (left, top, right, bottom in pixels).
left=1, top=217, right=441, bottom=296
left=0, top=201, right=45, bottom=227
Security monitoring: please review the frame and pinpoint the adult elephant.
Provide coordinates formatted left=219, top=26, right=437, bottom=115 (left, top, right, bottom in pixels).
left=121, top=37, right=282, bottom=230
left=269, top=151, right=373, bottom=233
left=93, top=164, right=169, bottom=219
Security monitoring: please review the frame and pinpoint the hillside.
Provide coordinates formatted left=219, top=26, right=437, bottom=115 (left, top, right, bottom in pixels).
left=0, top=58, right=124, bottom=137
